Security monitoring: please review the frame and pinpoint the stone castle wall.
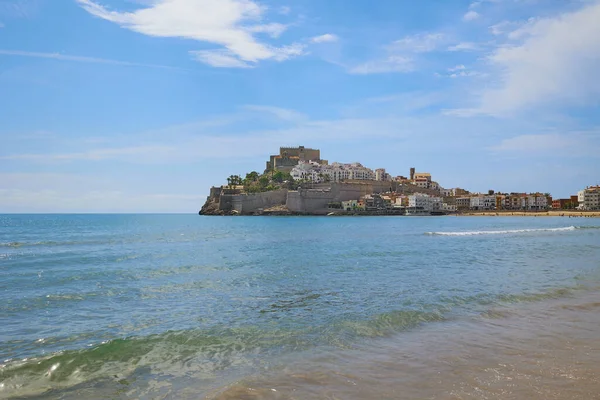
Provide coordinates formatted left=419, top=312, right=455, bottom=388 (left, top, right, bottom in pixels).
left=286, top=182, right=378, bottom=214
left=229, top=190, right=288, bottom=214
left=280, top=146, right=320, bottom=161
left=215, top=181, right=407, bottom=215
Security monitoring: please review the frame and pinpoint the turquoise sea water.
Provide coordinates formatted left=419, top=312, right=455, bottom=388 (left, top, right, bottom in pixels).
left=1, top=214, right=599, bottom=398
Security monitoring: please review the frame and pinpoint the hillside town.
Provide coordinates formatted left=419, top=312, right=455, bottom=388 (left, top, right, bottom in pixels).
left=200, top=146, right=600, bottom=215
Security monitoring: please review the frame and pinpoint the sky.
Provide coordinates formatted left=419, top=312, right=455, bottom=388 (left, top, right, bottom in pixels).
left=1, top=0, right=599, bottom=213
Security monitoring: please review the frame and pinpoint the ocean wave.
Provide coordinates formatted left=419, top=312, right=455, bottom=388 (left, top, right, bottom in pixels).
left=426, top=226, right=577, bottom=236
left=0, top=283, right=584, bottom=398
left=0, top=327, right=305, bottom=398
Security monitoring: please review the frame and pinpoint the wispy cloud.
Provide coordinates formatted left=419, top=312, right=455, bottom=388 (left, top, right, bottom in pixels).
left=348, top=32, right=444, bottom=75
left=0, top=0, right=38, bottom=18
left=447, top=42, right=480, bottom=51
left=190, top=49, right=253, bottom=68
left=463, top=10, right=480, bottom=21
left=348, top=56, right=413, bottom=75
left=76, top=0, right=306, bottom=68
left=438, top=64, right=484, bottom=79
left=476, top=1, right=600, bottom=115
left=310, top=33, right=338, bottom=43
left=0, top=49, right=180, bottom=69
left=489, top=131, right=600, bottom=155
left=448, top=64, right=466, bottom=72
left=1, top=145, right=175, bottom=163
left=389, top=33, right=445, bottom=53
left=242, top=105, right=307, bottom=121
left=0, top=173, right=206, bottom=213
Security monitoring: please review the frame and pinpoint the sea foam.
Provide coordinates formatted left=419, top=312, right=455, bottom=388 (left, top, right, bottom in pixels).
left=426, top=226, right=577, bottom=236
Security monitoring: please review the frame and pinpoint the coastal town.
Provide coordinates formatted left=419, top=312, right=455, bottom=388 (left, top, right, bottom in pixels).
left=200, top=146, right=600, bottom=216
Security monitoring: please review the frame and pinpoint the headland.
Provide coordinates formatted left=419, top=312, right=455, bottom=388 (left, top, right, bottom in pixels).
left=199, top=145, right=600, bottom=216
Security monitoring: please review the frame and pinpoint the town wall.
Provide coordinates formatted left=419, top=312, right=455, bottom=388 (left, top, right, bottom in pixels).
left=209, top=186, right=222, bottom=201
left=287, top=182, right=377, bottom=213
left=287, top=189, right=334, bottom=214
left=218, top=194, right=234, bottom=212
left=220, top=181, right=406, bottom=214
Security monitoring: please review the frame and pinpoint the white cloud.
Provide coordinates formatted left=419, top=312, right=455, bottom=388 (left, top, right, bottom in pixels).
left=76, top=0, right=304, bottom=68
left=463, top=10, right=480, bottom=21
left=491, top=133, right=569, bottom=151
left=440, top=65, right=484, bottom=79
left=310, top=33, right=338, bottom=43
left=489, top=18, right=540, bottom=39
left=489, top=20, right=514, bottom=35
left=490, top=132, right=600, bottom=155
left=447, top=42, right=480, bottom=51
left=449, top=70, right=483, bottom=78
left=0, top=178, right=205, bottom=213
left=348, top=32, right=444, bottom=75
left=348, top=56, right=413, bottom=75
left=246, top=22, right=287, bottom=38
left=448, top=64, right=466, bottom=72
left=190, top=49, right=252, bottom=68
left=242, top=105, right=306, bottom=121
left=1, top=145, right=176, bottom=163
left=389, top=33, right=445, bottom=53
left=272, top=43, right=306, bottom=61
left=477, top=1, right=600, bottom=115
left=0, top=49, right=179, bottom=69
left=506, top=17, right=539, bottom=40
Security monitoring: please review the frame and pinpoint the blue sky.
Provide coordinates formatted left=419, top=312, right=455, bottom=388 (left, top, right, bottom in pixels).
left=1, top=0, right=599, bottom=212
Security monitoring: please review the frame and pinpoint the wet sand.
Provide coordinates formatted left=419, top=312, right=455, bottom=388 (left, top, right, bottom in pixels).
left=210, top=288, right=600, bottom=400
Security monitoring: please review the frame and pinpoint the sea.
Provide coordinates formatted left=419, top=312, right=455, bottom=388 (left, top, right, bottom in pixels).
left=1, top=214, right=599, bottom=399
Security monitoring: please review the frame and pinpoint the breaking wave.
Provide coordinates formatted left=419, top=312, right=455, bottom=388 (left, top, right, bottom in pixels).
left=426, top=226, right=577, bottom=236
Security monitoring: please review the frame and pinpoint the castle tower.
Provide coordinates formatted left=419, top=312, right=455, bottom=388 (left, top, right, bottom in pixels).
left=410, top=167, right=415, bottom=181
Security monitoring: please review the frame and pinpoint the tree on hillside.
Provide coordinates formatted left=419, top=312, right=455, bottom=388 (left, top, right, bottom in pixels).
left=272, top=170, right=292, bottom=183
left=227, top=175, right=243, bottom=188
left=258, top=175, right=270, bottom=188
left=245, top=171, right=260, bottom=182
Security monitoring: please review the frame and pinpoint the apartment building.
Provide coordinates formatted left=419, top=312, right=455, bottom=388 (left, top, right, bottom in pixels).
left=578, top=186, right=600, bottom=210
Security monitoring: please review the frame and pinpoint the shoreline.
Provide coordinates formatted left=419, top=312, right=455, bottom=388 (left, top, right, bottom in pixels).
left=200, top=210, right=600, bottom=217
left=212, top=286, right=600, bottom=399
left=455, top=210, right=600, bottom=217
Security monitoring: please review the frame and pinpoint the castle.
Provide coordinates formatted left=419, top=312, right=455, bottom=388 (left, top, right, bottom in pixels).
left=265, top=146, right=327, bottom=173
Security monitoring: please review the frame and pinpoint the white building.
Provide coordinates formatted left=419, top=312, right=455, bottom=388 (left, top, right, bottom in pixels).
left=442, top=203, right=457, bottom=212
left=291, top=161, right=378, bottom=183
left=523, top=194, right=548, bottom=210
left=290, top=161, right=324, bottom=183
left=440, top=188, right=453, bottom=197
left=341, top=200, right=360, bottom=211
left=455, top=197, right=471, bottom=210
left=408, top=193, right=442, bottom=211
left=375, top=168, right=391, bottom=181
left=413, top=172, right=432, bottom=189
left=470, top=195, right=496, bottom=210
left=578, top=186, right=600, bottom=210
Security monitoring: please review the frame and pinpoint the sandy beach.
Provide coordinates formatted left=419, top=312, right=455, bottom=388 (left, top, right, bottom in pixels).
left=457, top=210, right=600, bottom=217
left=213, top=288, right=600, bottom=400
